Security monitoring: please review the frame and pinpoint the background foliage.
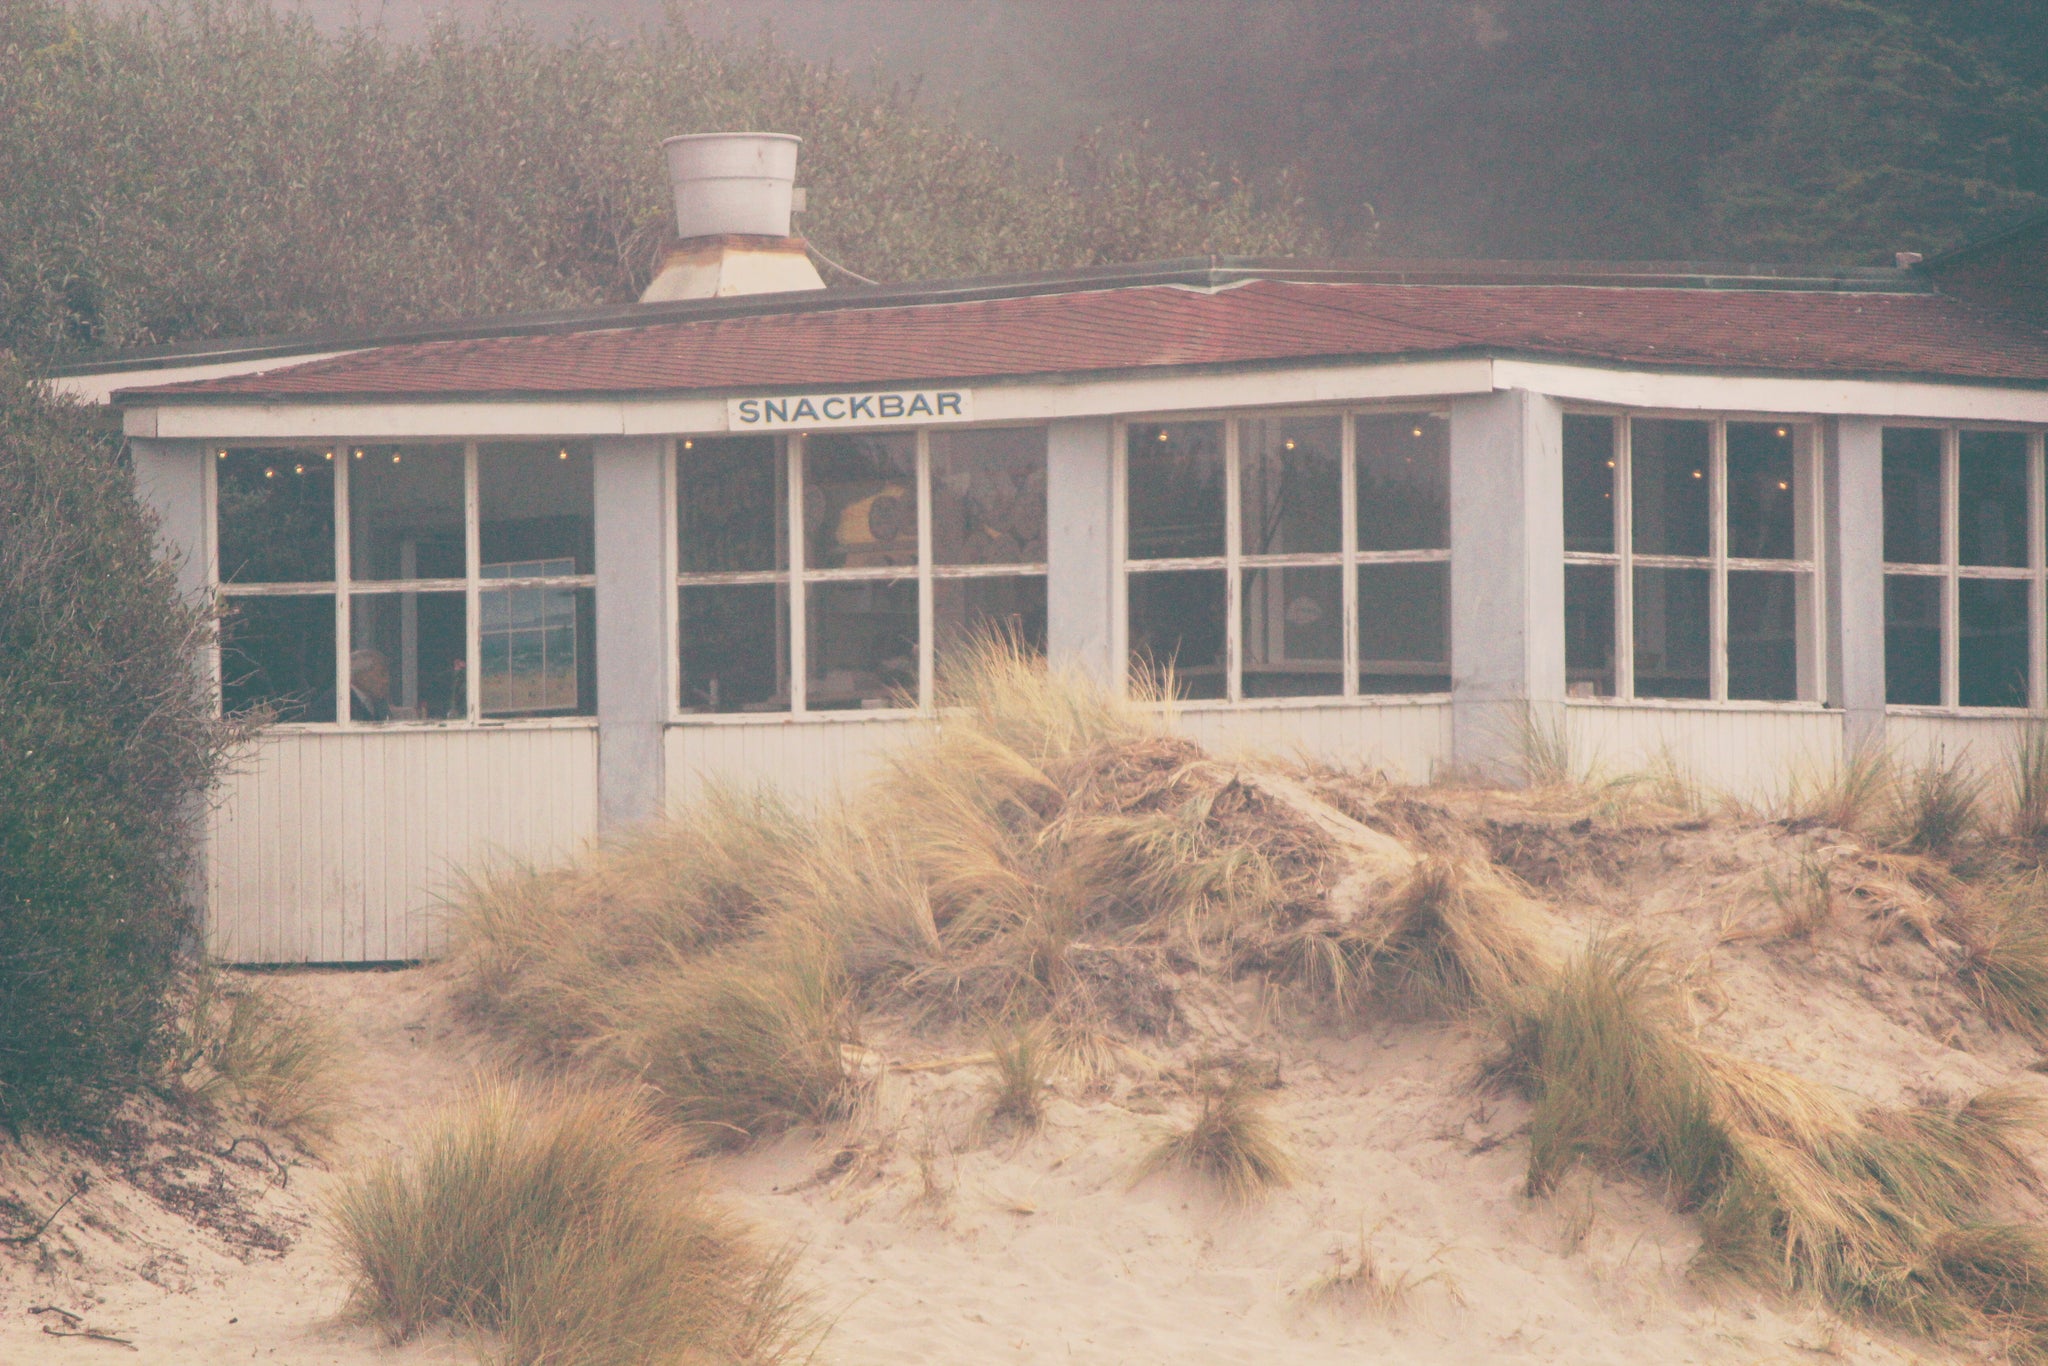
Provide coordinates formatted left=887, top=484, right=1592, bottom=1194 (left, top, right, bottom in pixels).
left=0, top=358, right=235, bottom=1130
left=0, top=0, right=1324, bottom=365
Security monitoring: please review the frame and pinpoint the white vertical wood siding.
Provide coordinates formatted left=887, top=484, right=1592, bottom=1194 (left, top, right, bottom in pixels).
left=205, top=726, right=599, bottom=963
left=1887, top=714, right=2036, bottom=783
left=1169, top=701, right=1450, bottom=782
left=665, top=717, right=938, bottom=810
left=664, top=701, right=1452, bottom=810
left=1566, top=704, right=1844, bottom=808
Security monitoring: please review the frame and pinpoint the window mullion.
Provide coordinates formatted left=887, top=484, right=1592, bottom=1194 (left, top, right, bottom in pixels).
left=1112, top=422, right=1128, bottom=695
left=1616, top=416, right=1635, bottom=701
left=1341, top=412, right=1359, bottom=700
left=663, top=439, right=680, bottom=723
left=334, top=442, right=353, bottom=729
left=787, top=434, right=808, bottom=714
left=2033, top=432, right=2046, bottom=711
left=464, top=441, right=481, bottom=722
left=1710, top=421, right=1728, bottom=702
left=1225, top=419, right=1243, bottom=703
left=1944, top=427, right=1960, bottom=710
left=917, top=429, right=935, bottom=710
left=204, top=445, right=223, bottom=708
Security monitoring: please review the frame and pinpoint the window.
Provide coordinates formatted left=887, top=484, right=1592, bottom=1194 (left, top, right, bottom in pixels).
left=1883, top=426, right=2045, bottom=709
left=1122, top=411, right=1449, bottom=701
left=674, top=428, right=1047, bottom=714
left=1562, top=413, right=1818, bottom=702
left=213, top=442, right=596, bottom=723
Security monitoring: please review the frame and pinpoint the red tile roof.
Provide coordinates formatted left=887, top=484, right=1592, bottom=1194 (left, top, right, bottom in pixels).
left=117, top=278, right=2048, bottom=402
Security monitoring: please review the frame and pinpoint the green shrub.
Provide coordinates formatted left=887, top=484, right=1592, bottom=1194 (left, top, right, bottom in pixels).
left=0, top=358, right=234, bottom=1130
left=0, top=0, right=1324, bottom=365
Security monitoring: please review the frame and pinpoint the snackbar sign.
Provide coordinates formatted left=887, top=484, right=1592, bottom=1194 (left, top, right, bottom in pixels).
left=728, top=388, right=972, bottom=432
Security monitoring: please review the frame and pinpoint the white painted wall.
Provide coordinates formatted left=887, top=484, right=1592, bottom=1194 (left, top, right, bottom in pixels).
left=205, top=726, right=599, bottom=963
left=1566, top=703, right=1844, bottom=808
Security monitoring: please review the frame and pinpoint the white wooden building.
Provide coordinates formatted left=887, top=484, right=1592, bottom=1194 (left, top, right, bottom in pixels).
left=47, top=134, right=2048, bottom=963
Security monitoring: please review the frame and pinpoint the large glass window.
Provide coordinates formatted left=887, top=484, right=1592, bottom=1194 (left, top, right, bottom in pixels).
left=1883, top=426, right=2044, bottom=709
left=1562, top=414, right=1818, bottom=702
left=211, top=442, right=597, bottom=723
left=1124, top=411, right=1449, bottom=701
left=675, top=427, right=1048, bottom=714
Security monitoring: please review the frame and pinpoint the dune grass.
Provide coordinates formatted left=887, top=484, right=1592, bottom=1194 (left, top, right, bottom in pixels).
left=331, top=1080, right=808, bottom=1366
left=1959, top=874, right=2048, bottom=1040
left=2011, top=724, right=2048, bottom=843
left=163, top=966, right=346, bottom=1140
left=1135, top=1066, right=1298, bottom=1202
left=1785, top=744, right=1894, bottom=835
left=1890, top=750, right=1987, bottom=857
left=1490, top=938, right=2048, bottom=1357
left=981, top=1021, right=1052, bottom=1133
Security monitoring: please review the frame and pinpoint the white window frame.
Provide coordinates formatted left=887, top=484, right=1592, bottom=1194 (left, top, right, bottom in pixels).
left=1561, top=409, right=1825, bottom=706
left=670, top=427, right=1049, bottom=720
left=208, top=440, right=598, bottom=728
left=1114, top=407, right=1453, bottom=705
left=1883, top=424, right=2048, bottom=714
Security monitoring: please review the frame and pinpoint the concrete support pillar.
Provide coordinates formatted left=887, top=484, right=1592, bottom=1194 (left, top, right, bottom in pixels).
left=1448, top=388, right=1565, bottom=778
left=1825, top=416, right=1887, bottom=754
left=593, top=436, right=669, bottom=828
left=1045, top=417, right=1119, bottom=685
left=129, top=438, right=210, bottom=603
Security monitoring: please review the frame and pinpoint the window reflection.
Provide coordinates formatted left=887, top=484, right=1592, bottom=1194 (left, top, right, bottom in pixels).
left=1127, top=422, right=1225, bottom=560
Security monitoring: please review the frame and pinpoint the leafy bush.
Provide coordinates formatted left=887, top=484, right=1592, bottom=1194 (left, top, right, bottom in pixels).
left=0, top=0, right=1324, bottom=365
left=0, top=358, right=234, bottom=1130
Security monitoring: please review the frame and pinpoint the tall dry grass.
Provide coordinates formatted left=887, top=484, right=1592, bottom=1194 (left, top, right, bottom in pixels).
left=163, top=966, right=346, bottom=1140
left=1491, top=939, right=2048, bottom=1358
left=1134, top=1066, right=1298, bottom=1202
left=331, top=1080, right=808, bottom=1366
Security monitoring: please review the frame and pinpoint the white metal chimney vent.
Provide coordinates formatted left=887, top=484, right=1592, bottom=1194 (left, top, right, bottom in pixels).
left=641, top=132, right=824, bottom=302
left=663, top=132, right=801, bottom=239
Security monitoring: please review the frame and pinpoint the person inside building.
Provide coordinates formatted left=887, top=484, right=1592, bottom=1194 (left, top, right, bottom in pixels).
left=315, top=648, right=394, bottom=722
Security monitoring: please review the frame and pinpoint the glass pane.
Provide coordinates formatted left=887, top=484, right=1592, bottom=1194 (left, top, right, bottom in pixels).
left=1240, top=416, right=1341, bottom=556
left=347, top=444, right=465, bottom=581
left=1356, top=413, right=1449, bottom=551
left=480, top=583, right=593, bottom=717
left=480, top=442, right=594, bottom=574
left=678, top=437, right=786, bottom=575
left=1630, top=419, right=1710, bottom=557
left=679, top=583, right=789, bottom=713
left=1882, top=428, right=1942, bottom=565
left=1726, top=423, right=1797, bottom=561
left=931, top=427, right=1047, bottom=565
left=349, top=592, right=467, bottom=721
left=1563, top=415, right=1617, bottom=554
left=1240, top=565, right=1342, bottom=697
left=1357, top=561, right=1448, bottom=694
left=807, top=578, right=917, bottom=709
left=1728, top=570, right=1800, bottom=701
left=933, top=575, right=1047, bottom=673
left=1127, top=569, right=1225, bottom=699
left=1127, top=421, right=1224, bottom=560
left=1633, top=565, right=1709, bottom=699
left=1884, top=574, right=1941, bottom=705
left=1565, top=565, right=1616, bottom=698
left=1959, top=431, right=2029, bottom=568
left=806, top=433, right=917, bottom=571
left=1960, top=578, right=2029, bottom=708
left=215, top=447, right=334, bottom=584
left=219, top=594, right=334, bottom=721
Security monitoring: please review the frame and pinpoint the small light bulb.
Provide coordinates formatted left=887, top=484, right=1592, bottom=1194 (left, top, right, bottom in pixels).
left=392, top=452, right=402, bottom=463
left=1411, top=427, right=1423, bottom=438
left=353, top=449, right=364, bottom=460
left=1283, top=439, right=1296, bottom=450
left=324, top=450, right=334, bottom=461
left=683, top=439, right=694, bottom=450
left=1776, top=427, right=1789, bottom=437
left=294, top=463, right=305, bottom=475
left=1157, top=430, right=1169, bottom=442
left=1778, top=481, right=1789, bottom=490
left=558, top=448, right=569, bottom=460
left=1692, top=470, right=1703, bottom=479
left=264, top=467, right=275, bottom=479
left=1606, top=460, right=1615, bottom=468
left=216, top=449, right=227, bottom=459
